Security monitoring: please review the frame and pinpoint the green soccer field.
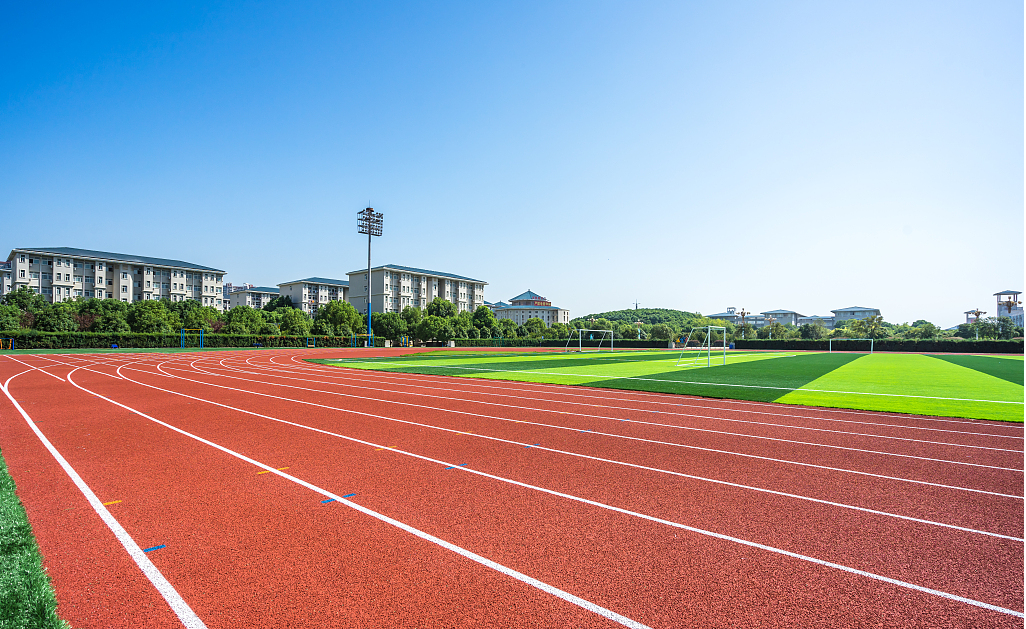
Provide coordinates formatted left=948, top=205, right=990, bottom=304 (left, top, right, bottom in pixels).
left=312, top=349, right=1025, bottom=422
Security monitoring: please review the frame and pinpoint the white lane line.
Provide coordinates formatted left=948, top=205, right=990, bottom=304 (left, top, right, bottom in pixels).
left=98, top=362, right=1025, bottom=619
left=4, top=355, right=67, bottom=382
left=66, top=368, right=654, bottom=629
left=0, top=374, right=206, bottom=629
left=282, top=357, right=1026, bottom=430
left=196, top=361, right=1024, bottom=453
left=165, top=362, right=1023, bottom=474
left=118, top=362, right=1025, bottom=541
left=274, top=363, right=1023, bottom=441
left=327, top=360, right=1026, bottom=406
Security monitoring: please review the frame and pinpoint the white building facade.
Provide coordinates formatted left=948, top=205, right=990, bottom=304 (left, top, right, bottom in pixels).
left=994, top=290, right=1023, bottom=327
left=228, top=286, right=280, bottom=310
left=5, top=247, right=226, bottom=310
left=347, top=265, right=485, bottom=315
left=831, top=307, right=882, bottom=325
left=277, top=277, right=349, bottom=315
left=489, top=290, right=570, bottom=326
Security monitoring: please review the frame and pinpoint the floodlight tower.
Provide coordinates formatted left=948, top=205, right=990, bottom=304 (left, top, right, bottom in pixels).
left=967, top=308, right=985, bottom=341
left=357, top=207, right=383, bottom=346
left=634, top=320, right=643, bottom=340
left=738, top=309, right=750, bottom=339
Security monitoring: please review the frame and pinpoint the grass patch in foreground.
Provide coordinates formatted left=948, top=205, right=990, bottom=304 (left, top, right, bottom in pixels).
left=0, top=447, right=70, bottom=629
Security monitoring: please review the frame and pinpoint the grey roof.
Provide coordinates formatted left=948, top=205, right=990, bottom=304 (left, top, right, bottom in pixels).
left=994, top=290, right=1021, bottom=296
left=831, top=306, right=879, bottom=313
left=239, top=286, right=280, bottom=294
left=799, top=314, right=833, bottom=319
left=280, top=277, right=349, bottom=287
left=489, top=301, right=510, bottom=308
left=510, top=289, right=547, bottom=301
left=346, top=264, right=485, bottom=284
left=10, top=246, right=225, bottom=273
left=493, top=304, right=562, bottom=311
left=761, top=309, right=804, bottom=316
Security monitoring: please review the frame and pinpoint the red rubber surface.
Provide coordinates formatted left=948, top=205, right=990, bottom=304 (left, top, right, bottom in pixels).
left=0, top=348, right=1022, bottom=628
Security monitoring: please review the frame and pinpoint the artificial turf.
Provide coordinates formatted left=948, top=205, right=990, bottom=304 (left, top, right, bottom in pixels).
left=313, top=349, right=1025, bottom=422
left=0, top=447, right=70, bottom=629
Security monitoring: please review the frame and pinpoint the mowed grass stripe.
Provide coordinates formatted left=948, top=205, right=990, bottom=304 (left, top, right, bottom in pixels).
left=928, top=354, right=1024, bottom=386
left=317, top=351, right=1024, bottom=422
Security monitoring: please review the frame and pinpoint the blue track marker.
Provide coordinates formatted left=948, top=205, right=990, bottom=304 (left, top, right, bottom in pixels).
left=444, top=463, right=468, bottom=470
left=143, top=545, right=165, bottom=553
left=341, top=493, right=356, bottom=498
left=321, top=498, right=336, bottom=503
left=525, top=443, right=540, bottom=448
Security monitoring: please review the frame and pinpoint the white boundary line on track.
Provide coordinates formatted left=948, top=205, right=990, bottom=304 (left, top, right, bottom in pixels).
left=206, top=360, right=1023, bottom=453
left=62, top=364, right=654, bottom=629
left=137, top=360, right=1024, bottom=541
left=0, top=366, right=206, bottom=629
left=286, top=354, right=1025, bottom=430
left=277, top=360, right=1024, bottom=441
left=73, top=359, right=1024, bottom=620
left=168, top=361, right=1022, bottom=473
left=325, top=359, right=1026, bottom=405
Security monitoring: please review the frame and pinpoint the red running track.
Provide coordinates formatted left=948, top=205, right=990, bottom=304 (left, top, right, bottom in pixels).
left=0, top=348, right=1022, bottom=628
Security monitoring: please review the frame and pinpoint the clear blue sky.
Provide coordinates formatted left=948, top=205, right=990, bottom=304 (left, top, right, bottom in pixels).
left=2, top=2, right=1022, bottom=327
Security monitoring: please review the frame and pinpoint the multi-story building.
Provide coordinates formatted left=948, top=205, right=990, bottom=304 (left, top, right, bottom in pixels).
left=223, top=282, right=254, bottom=299
left=708, top=307, right=767, bottom=328
left=831, top=306, right=881, bottom=326
left=489, top=290, right=570, bottom=326
left=994, top=290, right=1023, bottom=327
left=5, top=247, right=226, bottom=310
left=761, top=309, right=804, bottom=327
left=228, top=286, right=280, bottom=310
left=796, top=314, right=835, bottom=329
left=0, top=261, right=12, bottom=297
left=346, top=265, right=486, bottom=315
left=277, top=277, right=349, bottom=315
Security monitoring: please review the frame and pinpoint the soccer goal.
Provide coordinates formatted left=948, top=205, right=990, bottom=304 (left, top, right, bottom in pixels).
left=676, top=325, right=727, bottom=367
left=305, top=337, right=316, bottom=348
left=565, top=328, right=614, bottom=353
left=829, top=338, right=874, bottom=353
left=181, top=329, right=204, bottom=349
left=0, top=338, right=13, bottom=350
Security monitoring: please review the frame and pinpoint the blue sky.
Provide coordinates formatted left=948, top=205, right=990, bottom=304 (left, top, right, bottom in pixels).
left=2, top=2, right=1022, bottom=327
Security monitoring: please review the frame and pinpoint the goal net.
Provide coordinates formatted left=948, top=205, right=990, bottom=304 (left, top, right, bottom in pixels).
left=181, top=329, right=205, bottom=349
left=828, top=338, right=874, bottom=353
left=565, top=328, right=614, bottom=353
left=676, top=326, right=727, bottom=367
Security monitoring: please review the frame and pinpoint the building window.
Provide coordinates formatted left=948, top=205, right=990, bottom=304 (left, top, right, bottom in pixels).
left=122, top=286, right=127, bottom=293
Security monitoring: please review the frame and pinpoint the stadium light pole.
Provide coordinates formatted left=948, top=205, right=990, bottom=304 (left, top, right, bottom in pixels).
left=968, top=309, right=985, bottom=341
left=357, top=207, right=383, bottom=347
left=738, top=308, right=749, bottom=339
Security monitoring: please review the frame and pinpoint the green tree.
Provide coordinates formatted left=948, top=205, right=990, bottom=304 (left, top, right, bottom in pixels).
left=548, top=322, right=570, bottom=339
left=34, top=303, right=79, bottom=332
left=649, top=324, right=672, bottom=340
left=472, top=306, right=496, bottom=330
left=371, top=312, right=408, bottom=341
left=849, top=315, right=886, bottom=339
left=496, top=318, right=518, bottom=338
left=280, top=308, right=312, bottom=336
left=315, top=301, right=362, bottom=336
left=223, top=305, right=262, bottom=335
left=126, top=300, right=174, bottom=333
left=416, top=315, right=446, bottom=341
left=426, top=297, right=457, bottom=319
left=262, top=295, right=294, bottom=311
left=401, top=306, right=423, bottom=329
left=524, top=317, right=547, bottom=338
left=798, top=323, right=827, bottom=340
left=1, top=286, right=47, bottom=312
left=0, top=304, right=23, bottom=331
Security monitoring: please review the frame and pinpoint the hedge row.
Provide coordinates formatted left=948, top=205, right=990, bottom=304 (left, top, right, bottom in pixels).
left=733, top=338, right=1024, bottom=353
left=0, top=331, right=362, bottom=350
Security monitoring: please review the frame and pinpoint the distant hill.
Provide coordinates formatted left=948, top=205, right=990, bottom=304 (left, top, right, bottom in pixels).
left=573, top=308, right=700, bottom=328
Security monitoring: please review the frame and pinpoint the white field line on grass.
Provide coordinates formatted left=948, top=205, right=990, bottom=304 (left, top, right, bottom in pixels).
left=174, top=360, right=1024, bottom=468
left=1, top=367, right=207, bottom=629
left=284, top=354, right=1021, bottom=430
left=66, top=363, right=655, bottom=629
left=227, top=358, right=1025, bottom=444
left=326, top=359, right=1025, bottom=406
left=83, top=360, right=1025, bottom=620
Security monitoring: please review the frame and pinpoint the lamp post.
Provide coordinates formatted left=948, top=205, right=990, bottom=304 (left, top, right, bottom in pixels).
left=357, top=207, right=383, bottom=347
left=634, top=320, right=643, bottom=340
left=738, top=308, right=749, bottom=339
left=766, top=315, right=777, bottom=339
left=967, top=309, right=985, bottom=341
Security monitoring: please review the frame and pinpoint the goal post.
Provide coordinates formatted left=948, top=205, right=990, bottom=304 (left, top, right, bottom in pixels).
left=564, top=328, right=614, bottom=353
left=676, top=325, right=727, bottom=367
left=181, top=329, right=204, bottom=349
left=829, top=338, right=874, bottom=354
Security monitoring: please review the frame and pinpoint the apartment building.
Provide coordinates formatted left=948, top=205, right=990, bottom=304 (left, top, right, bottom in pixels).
left=0, top=261, right=11, bottom=296
left=277, top=277, right=349, bottom=315
left=796, top=314, right=836, bottom=329
left=831, top=306, right=881, bottom=325
left=347, top=265, right=486, bottom=315
left=489, top=290, right=570, bottom=326
left=708, top=307, right=767, bottom=328
left=6, top=247, right=226, bottom=310
left=228, top=286, right=280, bottom=310
left=761, top=309, right=804, bottom=327
left=994, top=290, right=1024, bottom=327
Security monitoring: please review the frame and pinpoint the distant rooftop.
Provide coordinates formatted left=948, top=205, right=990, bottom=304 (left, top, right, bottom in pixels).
left=239, top=286, right=280, bottom=294
left=510, top=290, right=547, bottom=302
left=346, top=264, right=485, bottom=284
left=831, top=306, right=878, bottom=313
left=10, top=246, right=224, bottom=273
left=280, top=277, right=349, bottom=287
left=761, top=309, right=804, bottom=316
left=994, top=290, right=1021, bottom=296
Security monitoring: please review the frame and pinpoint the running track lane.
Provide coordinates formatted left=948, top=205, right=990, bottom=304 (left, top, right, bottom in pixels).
left=0, top=350, right=1021, bottom=623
